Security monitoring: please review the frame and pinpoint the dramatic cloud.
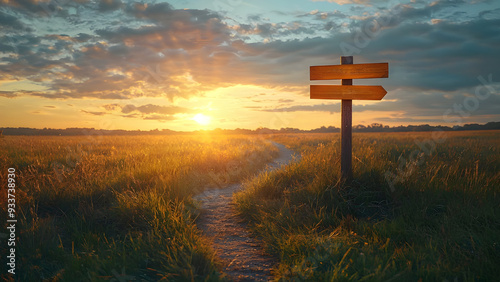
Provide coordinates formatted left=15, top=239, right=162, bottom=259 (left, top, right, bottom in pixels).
left=0, top=0, right=498, bottom=128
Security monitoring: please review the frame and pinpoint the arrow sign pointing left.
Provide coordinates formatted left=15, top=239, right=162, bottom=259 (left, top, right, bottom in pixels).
left=310, top=85, right=387, bottom=100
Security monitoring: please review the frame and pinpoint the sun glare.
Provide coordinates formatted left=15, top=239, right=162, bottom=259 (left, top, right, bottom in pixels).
left=193, top=113, right=211, bottom=126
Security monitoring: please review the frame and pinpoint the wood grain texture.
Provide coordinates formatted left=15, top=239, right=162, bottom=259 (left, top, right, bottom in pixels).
left=308, top=56, right=389, bottom=181
left=310, top=85, right=387, bottom=100
left=341, top=56, right=353, bottom=181
left=310, top=62, right=388, bottom=80
left=341, top=99, right=352, bottom=180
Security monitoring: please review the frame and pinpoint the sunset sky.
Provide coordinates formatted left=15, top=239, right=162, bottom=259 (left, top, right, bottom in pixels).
left=1, top=0, right=499, bottom=131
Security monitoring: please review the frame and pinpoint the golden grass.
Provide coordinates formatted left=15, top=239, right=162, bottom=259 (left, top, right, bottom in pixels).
left=0, top=134, right=278, bottom=281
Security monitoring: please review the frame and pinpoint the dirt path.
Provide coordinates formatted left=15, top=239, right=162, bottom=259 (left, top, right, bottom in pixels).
left=194, top=143, right=295, bottom=281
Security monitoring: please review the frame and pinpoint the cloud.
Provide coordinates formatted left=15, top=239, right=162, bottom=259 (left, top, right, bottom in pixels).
left=0, top=4, right=252, bottom=101
left=99, top=103, right=193, bottom=121
left=233, top=21, right=317, bottom=39
left=311, top=0, right=374, bottom=6
left=262, top=89, right=500, bottom=121
left=98, top=0, right=123, bottom=12
left=0, top=10, right=32, bottom=31
left=365, top=19, right=500, bottom=91
left=122, top=113, right=139, bottom=119
left=143, top=114, right=176, bottom=121
left=479, top=8, right=500, bottom=20
left=262, top=103, right=340, bottom=113
left=0, top=91, right=17, bottom=98
left=242, top=2, right=500, bottom=93
left=120, top=104, right=193, bottom=115
left=0, top=0, right=498, bottom=127
left=1, top=0, right=51, bottom=15
left=102, top=103, right=120, bottom=111
left=81, top=110, right=107, bottom=116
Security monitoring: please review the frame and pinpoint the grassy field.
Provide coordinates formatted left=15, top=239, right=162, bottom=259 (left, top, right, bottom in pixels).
left=1, top=131, right=499, bottom=281
left=0, top=134, right=278, bottom=281
left=236, top=130, right=500, bottom=281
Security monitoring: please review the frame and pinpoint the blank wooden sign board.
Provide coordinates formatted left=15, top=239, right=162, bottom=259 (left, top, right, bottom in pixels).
left=310, top=56, right=389, bottom=180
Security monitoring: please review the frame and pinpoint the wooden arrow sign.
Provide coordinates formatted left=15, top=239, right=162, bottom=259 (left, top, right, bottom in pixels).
left=308, top=56, right=389, bottom=181
left=310, top=85, right=387, bottom=100
left=310, top=63, right=388, bottom=80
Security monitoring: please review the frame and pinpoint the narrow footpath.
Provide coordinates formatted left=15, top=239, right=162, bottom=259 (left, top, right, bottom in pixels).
left=194, top=143, right=295, bottom=281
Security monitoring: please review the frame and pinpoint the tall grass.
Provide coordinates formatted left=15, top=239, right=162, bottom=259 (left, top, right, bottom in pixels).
left=0, top=134, right=278, bottom=281
left=236, top=131, right=500, bottom=281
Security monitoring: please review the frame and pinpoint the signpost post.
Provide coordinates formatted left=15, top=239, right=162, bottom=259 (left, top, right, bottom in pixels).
left=310, top=56, right=389, bottom=181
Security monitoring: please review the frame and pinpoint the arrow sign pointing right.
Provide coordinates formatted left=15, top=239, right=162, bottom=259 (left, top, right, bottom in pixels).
left=310, top=85, right=387, bottom=100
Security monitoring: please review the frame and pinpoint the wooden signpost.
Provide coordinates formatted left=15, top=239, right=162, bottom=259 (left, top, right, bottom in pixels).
left=310, top=56, right=389, bottom=180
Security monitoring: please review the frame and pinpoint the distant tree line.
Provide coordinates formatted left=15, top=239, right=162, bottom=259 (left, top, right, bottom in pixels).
left=1, top=122, right=499, bottom=136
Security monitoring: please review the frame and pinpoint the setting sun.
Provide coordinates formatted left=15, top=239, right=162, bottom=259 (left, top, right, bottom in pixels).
left=193, top=113, right=211, bottom=126
left=0, top=0, right=498, bottom=280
